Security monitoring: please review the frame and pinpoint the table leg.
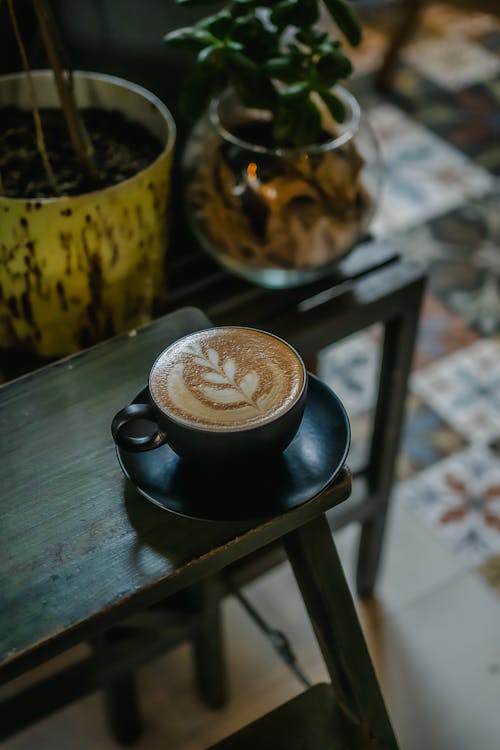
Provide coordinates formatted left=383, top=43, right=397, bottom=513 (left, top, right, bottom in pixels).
left=357, top=301, right=422, bottom=597
left=98, top=630, right=143, bottom=746
left=104, top=671, right=143, bottom=746
left=191, top=578, right=228, bottom=709
left=284, top=515, right=399, bottom=749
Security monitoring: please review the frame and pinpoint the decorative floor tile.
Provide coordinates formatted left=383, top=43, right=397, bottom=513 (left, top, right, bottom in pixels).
left=427, top=82, right=500, bottom=174
left=480, top=29, right=500, bottom=55
left=420, top=3, right=500, bottom=38
left=385, top=63, right=500, bottom=175
left=429, top=261, right=500, bottom=337
left=397, top=445, right=500, bottom=565
left=368, top=104, right=494, bottom=236
left=386, top=62, right=446, bottom=117
left=402, top=36, right=500, bottom=91
left=391, top=220, right=472, bottom=268
left=412, top=293, right=478, bottom=370
left=319, top=331, right=379, bottom=417
left=427, top=192, right=500, bottom=334
left=428, top=253, right=484, bottom=296
left=411, top=340, right=500, bottom=443
left=397, top=393, right=468, bottom=481
left=478, top=553, right=500, bottom=595
left=446, top=258, right=500, bottom=337
left=340, top=393, right=467, bottom=481
left=337, top=395, right=466, bottom=482
left=390, top=194, right=500, bottom=335
left=428, top=194, right=499, bottom=249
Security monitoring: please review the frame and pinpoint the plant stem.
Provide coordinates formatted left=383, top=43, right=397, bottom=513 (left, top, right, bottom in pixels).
left=32, top=0, right=98, bottom=178
left=7, top=0, right=59, bottom=194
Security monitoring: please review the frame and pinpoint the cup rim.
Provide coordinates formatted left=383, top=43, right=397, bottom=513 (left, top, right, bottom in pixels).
left=148, top=326, right=308, bottom=434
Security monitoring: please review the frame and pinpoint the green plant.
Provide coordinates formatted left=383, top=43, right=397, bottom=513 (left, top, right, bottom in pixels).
left=164, top=0, right=361, bottom=147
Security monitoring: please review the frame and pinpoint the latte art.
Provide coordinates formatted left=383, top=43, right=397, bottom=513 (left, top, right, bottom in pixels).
left=150, top=328, right=305, bottom=430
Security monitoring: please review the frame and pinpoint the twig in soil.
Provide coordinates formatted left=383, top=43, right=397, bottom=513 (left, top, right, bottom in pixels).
left=6, top=0, right=59, bottom=195
left=33, top=0, right=98, bottom=178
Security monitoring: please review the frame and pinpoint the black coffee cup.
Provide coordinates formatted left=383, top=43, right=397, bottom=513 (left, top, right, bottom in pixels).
left=111, top=326, right=308, bottom=463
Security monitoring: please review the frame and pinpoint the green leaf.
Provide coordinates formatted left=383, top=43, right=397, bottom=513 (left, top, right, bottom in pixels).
left=278, top=82, right=310, bottom=101
left=315, top=50, right=352, bottom=86
left=197, top=45, right=223, bottom=67
left=226, top=50, right=277, bottom=109
left=271, top=0, right=319, bottom=29
left=198, top=10, right=234, bottom=37
left=322, top=0, right=362, bottom=47
left=263, top=56, right=301, bottom=83
left=163, top=27, right=215, bottom=49
left=225, top=40, right=244, bottom=52
left=296, top=28, right=328, bottom=47
left=270, top=0, right=295, bottom=28
left=274, top=96, right=323, bottom=147
left=293, top=98, right=323, bottom=146
left=319, top=88, right=346, bottom=122
left=232, top=15, right=279, bottom=62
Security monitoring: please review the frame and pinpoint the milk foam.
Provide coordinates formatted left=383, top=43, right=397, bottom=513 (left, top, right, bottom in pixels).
left=150, top=328, right=304, bottom=430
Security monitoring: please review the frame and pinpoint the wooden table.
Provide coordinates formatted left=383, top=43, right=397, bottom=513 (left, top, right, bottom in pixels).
left=0, top=306, right=398, bottom=747
left=0, top=239, right=427, bottom=602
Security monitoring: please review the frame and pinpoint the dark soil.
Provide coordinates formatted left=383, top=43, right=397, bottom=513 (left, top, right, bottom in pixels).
left=0, top=106, right=163, bottom=198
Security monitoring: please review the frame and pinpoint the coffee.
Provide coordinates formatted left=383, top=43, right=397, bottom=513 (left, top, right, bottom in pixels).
left=112, top=326, right=308, bottom=461
left=150, top=327, right=305, bottom=431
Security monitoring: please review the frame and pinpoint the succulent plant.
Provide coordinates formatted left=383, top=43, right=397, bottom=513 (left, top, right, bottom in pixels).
left=164, top=0, right=361, bottom=147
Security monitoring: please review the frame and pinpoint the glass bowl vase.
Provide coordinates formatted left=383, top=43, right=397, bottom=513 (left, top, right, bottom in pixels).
left=182, top=87, right=382, bottom=289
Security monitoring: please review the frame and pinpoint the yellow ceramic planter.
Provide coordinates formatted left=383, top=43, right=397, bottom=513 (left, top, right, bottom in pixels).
left=0, top=71, right=176, bottom=358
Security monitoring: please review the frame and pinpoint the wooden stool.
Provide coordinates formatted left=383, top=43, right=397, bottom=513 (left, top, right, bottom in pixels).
left=0, top=306, right=398, bottom=748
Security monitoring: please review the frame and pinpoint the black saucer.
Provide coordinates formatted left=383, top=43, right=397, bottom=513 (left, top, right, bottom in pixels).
left=115, top=374, right=350, bottom=523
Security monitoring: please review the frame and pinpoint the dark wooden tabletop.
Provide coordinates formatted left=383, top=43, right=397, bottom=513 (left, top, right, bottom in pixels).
left=0, top=305, right=351, bottom=685
left=0, top=231, right=423, bottom=691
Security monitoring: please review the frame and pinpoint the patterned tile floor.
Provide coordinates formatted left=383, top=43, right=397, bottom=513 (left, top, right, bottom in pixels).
left=369, top=103, right=494, bottom=236
left=321, top=3, right=500, bottom=590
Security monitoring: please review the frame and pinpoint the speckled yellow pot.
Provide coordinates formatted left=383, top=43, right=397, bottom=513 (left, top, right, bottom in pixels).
left=0, top=71, right=175, bottom=358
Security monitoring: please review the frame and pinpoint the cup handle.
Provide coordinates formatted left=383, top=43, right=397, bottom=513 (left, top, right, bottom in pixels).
left=111, top=403, right=167, bottom=452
